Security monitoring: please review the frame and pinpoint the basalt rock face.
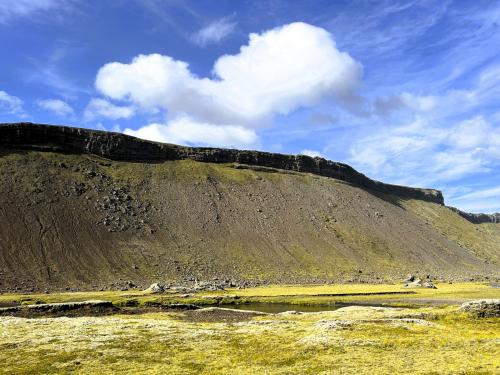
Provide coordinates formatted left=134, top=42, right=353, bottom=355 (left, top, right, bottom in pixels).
left=449, top=207, right=500, bottom=224
left=0, top=122, right=444, bottom=204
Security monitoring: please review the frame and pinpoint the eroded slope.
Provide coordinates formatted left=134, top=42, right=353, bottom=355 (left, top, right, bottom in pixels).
left=0, top=150, right=497, bottom=291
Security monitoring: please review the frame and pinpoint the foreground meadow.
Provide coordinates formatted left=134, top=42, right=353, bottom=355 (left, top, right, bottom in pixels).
left=0, top=283, right=499, bottom=374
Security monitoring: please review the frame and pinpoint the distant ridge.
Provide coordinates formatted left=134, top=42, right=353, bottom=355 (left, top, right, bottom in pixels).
left=0, top=122, right=444, bottom=204
left=450, top=207, right=500, bottom=224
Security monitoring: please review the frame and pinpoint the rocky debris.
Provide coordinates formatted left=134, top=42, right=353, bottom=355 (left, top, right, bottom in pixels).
left=92, top=184, right=150, bottom=233
left=70, top=182, right=87, bottom=196
left=144, top=280, right=233, bottom=295
left=0, top=122, right=444, bottom=205
left=191, top=281, right=225, bottom=292
left=316, top=319, right=354, bottom=329
left=404, top=278, right=437, bottom=289
left=145, top=283, right=168, bottom=294
left=460, top=299, right=500, bottom=317
left=126, top=281, right=136, bottom=288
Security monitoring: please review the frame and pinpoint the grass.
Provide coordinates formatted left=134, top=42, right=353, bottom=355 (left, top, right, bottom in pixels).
left=0, top=283, right=498, bottom=373
left=403, top=199, right=500, bottom=265
left=101, top=158, right=261, bottom=186
left=1, top=282, right=499, bottom=309
left=0, top=303, right=498, bottom=374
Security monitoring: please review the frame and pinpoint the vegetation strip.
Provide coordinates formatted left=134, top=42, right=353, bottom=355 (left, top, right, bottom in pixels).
left=246, top=291, right=417, bottom=298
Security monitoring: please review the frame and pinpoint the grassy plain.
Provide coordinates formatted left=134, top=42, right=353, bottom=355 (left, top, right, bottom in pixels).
left=0, top=283, right=499, bottom=374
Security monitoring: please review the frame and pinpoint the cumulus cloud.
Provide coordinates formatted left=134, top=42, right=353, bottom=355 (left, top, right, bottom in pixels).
left=37, top=98, right=74, bottom=116
left=95, top=22, right=362, bottom=145
left=190, top=17, right=236, bottom=46
left=124, top=116, right=258, bottom=149
left=83, top=98, right=135, bottom=121
left=0, top=90, right=24, bottom=115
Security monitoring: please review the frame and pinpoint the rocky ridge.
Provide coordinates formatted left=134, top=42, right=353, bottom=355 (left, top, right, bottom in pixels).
left=449, top=207, right=500, bottom=224
left=0, top=122, right=444, bottom=204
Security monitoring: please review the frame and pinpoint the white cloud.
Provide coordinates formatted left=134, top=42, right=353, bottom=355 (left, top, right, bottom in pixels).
left=190, top=17, right=236, bottom=46
left=0, top=90, right=24, bottom=115
left=453, top=186, right=500, bottom=202
left=124, top=116, right=258, bottom=149
left=0, top=0, right=65, bottom=23
left=374, top=92, right=436, bottom=116
left=300, top=149, right=323, bottom=158
left=449, top=185, right=500, bottom=214
left=83, top=98, right=135, bottom=121
left=96, top=22, right=362, bottom=129
left=349, top=116, right=500, bottom=187
left=37, top=98, right=74, bottom=116
left=400, top=92, right=436, bottom=112
left=448, top=116, right=497, bottom=149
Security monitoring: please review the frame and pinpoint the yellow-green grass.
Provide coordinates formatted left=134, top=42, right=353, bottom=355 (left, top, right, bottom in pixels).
left=403, top=199, right=500, bottom=265
left=1, top=282, right=498, bottom=309
left=0, top=305, right=498, bottom=374
left=215, top=282, right=500, bottom=306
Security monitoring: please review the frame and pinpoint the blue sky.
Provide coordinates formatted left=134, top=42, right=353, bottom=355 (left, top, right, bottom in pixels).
left=1, top=0, right=499, bottom=213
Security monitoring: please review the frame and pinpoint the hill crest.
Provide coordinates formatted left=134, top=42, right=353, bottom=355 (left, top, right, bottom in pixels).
left=0, top=122, right=443, bottom=204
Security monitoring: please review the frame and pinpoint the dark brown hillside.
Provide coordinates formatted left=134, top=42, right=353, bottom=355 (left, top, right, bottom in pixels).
left=0, top=123, right=498, bottom=292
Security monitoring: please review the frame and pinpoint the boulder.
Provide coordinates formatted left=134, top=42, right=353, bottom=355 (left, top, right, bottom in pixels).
left=405, top=274, right=416, bottom=282
left=404, top=278, right=437, bottom=289
left=460, top=299, right=500, bottom=317
left=422, top=281, right=437, bottom=289
left=146, top=283, right=166, bottom=294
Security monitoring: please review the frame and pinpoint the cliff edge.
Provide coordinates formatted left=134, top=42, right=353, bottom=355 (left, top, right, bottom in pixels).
left=0, top=122, right=444, bottom=204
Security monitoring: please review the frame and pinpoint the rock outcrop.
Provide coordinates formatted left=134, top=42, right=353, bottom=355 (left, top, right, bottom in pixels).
left=460, top=299, right=500, bottom=317
left=404, top=279, right=437, bottom=289
left=0, top=122, right=444, bottom=204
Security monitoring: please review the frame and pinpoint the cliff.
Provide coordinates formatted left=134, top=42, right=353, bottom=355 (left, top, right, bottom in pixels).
left=449, top=207, right=500, bottom=224
left=0, top=122, right=444, bottom=204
